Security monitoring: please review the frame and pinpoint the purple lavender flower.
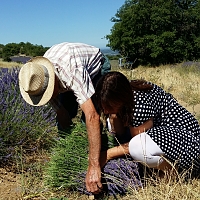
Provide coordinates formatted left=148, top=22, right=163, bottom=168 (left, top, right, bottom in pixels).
left=0, top=67, right=56, bottom=164
left=102, top=157, right=142, bottom=196
left=77, top=157, right=142, bottom=197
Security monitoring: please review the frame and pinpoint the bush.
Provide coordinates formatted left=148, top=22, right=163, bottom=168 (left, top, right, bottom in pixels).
left=44, top=123, right=89, bottom=189
left=0, top=67, right=56, bottom=165
left=45, top=123, right=142, bottom=197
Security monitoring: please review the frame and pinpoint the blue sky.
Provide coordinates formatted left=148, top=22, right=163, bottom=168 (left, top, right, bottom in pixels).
left=1, top=0, right=125, bottom=48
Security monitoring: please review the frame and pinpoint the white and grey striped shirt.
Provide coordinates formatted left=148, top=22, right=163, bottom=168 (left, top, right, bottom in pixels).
left=44, top=42, right=103, bottom=106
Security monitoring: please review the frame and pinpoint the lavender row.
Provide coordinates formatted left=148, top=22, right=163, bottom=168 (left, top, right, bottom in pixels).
left=0, top=67, right=56, bottom=164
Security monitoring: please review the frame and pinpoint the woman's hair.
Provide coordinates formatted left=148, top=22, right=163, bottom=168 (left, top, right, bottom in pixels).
left=95, top=71, right=153, bottom=125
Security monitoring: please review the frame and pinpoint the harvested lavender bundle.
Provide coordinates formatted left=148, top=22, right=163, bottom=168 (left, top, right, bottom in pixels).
left=102, top=157, right=142, bottom=196
left=77, top=157, right=142, bottom=197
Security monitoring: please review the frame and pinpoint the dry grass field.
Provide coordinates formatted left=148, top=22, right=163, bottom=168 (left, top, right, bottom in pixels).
left=0, top=60, right=200, bottom=200
left=0, top=59, right=22, bottom=68
left=111, top=60, right=200, bottom=121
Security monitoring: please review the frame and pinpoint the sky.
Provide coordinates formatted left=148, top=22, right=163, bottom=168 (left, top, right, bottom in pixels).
left=0, top=0, right=125, bottom=49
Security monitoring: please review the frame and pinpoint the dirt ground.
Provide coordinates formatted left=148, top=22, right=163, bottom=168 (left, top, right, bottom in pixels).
left=0, top=168, right=22, bottom=200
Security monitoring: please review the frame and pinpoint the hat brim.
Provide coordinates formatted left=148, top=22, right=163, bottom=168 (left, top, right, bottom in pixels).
left=19, top=56, right=55, bottom=106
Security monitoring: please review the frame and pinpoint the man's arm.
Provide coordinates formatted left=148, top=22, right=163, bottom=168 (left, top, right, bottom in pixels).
left=80, top=98, right=103, bottom=194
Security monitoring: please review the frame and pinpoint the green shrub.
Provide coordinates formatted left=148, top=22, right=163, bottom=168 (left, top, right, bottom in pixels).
left=44, top=123, right=89, bottom=189
left=44, top=123, right=142, bottom=196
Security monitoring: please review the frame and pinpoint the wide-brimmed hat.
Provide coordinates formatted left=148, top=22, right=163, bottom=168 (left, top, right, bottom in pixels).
left=19, top=56, right=55, bottom=106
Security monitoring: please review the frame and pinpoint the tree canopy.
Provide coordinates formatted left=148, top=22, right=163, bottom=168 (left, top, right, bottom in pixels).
left=0, top=42, right=49, bottom=62
left=106, top=0, right=200, bottom=66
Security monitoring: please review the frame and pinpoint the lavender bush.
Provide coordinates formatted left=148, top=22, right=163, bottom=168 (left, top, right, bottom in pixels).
left=45, top=124, right=142, bottom=197
left=77, top=157, right=142, bottom=198
left=44, top=123, right=89, bottom=189
left=0, top=67, right=56, bottom=165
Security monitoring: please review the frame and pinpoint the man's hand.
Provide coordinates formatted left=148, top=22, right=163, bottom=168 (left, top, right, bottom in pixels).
left=85, top=162, right=103, bottom=194
left=80, top=98, right=102, bottom=194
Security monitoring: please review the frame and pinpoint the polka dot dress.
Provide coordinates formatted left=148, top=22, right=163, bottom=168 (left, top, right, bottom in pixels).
left=132, top=83, right=200, bottom=172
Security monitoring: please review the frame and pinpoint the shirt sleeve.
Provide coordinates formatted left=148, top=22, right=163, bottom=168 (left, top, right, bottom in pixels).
left=70, top=65, right=95, bottom=105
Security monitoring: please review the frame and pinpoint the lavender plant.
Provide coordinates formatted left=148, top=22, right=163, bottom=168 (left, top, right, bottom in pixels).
left=77, top=157, right=142, bottom=198
left=44, top=123, right=89, bottom=189
left=0, top=67, right=56, bottom=165
left=45, top=123, right=142, bottom=197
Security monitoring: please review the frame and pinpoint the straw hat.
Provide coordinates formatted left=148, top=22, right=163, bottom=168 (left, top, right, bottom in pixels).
left=19, top=56, right=55, bottom=106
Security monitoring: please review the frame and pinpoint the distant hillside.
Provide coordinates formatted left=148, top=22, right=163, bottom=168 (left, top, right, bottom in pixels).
left=100, top=48, right=119, bottom=56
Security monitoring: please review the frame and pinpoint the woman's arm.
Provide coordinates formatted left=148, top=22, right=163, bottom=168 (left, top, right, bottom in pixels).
left=100, top=143, right=129, bottom=168
left=129, top=117, right=153, bottom=137
left=100, top=118, right=154, bottom=168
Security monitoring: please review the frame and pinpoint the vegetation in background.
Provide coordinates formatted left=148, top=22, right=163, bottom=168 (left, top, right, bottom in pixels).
left=107, top=0, right=200, bottom=66
left=117, top=61, right=200, bottom=122
left=0, top=59, right=22, bottom=68
left=106, top=54, right=121, bottom=60
left=0, top=42, right=49, bottom=61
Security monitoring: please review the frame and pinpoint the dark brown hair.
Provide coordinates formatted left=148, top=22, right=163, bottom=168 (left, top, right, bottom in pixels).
left=95, top=71, right=153, bottom=126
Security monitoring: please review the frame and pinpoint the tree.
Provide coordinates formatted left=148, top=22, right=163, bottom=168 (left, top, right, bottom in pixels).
left=2, top=43, right=19, bottom=61
left=1, top=42, right=50, bottom=62
left=106, top=0, right=200, bottom=66
left=0, top=44, right=4, bottom=58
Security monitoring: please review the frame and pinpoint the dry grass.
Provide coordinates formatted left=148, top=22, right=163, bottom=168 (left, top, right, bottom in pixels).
left=111, top=60, right=200, bottom=121
left=0, top=59, right=22, bottom=68
left=128, top=178, right=200, bottom=200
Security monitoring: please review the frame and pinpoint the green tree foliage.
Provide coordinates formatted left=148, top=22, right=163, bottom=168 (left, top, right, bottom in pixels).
left=1, top=42, right=49, bottom=61
left=2, top=43, right=19, bottom=61
left=0, top=44, right=4, bottom=58
left=106, top=0, right=200, bottom=66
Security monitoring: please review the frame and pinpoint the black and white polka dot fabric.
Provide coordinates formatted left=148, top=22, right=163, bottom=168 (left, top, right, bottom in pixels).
left=132, top=83, right=200, bottom=172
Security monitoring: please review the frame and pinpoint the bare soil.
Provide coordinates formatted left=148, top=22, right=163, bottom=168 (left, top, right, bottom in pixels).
left=0, top=168, right=22, bottom=200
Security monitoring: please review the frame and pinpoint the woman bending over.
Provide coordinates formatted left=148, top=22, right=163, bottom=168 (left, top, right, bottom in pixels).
left=95, top=71, right=200, bottom=175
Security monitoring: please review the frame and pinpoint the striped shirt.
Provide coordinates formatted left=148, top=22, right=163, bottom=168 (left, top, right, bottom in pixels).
left=44, top=42, right=103, bottom=105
